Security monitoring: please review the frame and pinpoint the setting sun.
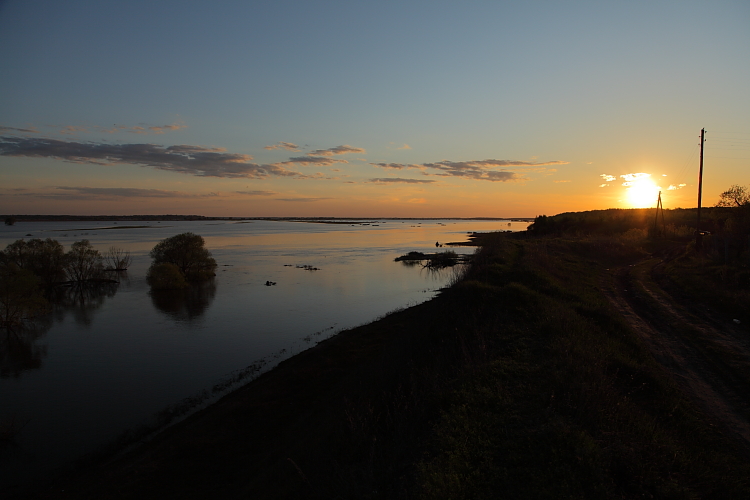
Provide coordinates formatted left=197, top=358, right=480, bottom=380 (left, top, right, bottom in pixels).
left=624, top=174, right=660, bottom=208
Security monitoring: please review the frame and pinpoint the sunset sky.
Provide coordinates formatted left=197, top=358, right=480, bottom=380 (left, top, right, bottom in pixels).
left=1, top=0, right=748, bottom=218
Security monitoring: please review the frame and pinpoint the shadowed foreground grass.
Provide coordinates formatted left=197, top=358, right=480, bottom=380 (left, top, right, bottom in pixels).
left=30, top=231, right=750, bottom=499
left=416, top=235, right=749, bottom=499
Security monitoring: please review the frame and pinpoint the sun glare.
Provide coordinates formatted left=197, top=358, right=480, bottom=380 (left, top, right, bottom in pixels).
left=625, top=175, right=660, bottom=208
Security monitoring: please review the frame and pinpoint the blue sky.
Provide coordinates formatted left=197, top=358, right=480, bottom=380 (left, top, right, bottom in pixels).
left=1, top=0, right=748, bottom=217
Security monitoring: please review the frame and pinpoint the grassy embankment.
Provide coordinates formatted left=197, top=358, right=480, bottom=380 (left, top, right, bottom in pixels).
left=35, top=207, right=750, bottom=499
left=299, top=207, right=750, bottom=498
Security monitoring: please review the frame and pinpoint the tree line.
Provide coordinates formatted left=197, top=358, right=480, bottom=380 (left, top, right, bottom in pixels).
left=1, top=232, right=216, bottom=328
left=0, top=239, right=130, bottom=327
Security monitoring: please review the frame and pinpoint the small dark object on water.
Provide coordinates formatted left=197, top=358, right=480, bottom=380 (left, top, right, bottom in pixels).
left=296, top=265, right=320, bottom=271
left=265, top=281, right=277, bottom=286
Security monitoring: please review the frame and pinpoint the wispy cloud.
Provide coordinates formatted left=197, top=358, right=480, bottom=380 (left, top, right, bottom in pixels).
left=3, top=123, right=186, bottom=136
left=103, top=123, right=187, bottom=135
left=308, top=145, right=365, bottom=156
left=554, top=180, right=571, bottom=183
left=147, top=123, right=187, bottom=134
left=56, top=186, right=214, bottom=198
left=274, top=197, right=333, bottom=202
left=370, top=162, right=421, bottom=170
left=372, top=159, right=567, bottom=182
left=0, top=136, right=303, bottom=179
left=234, top=190, right=278, bottom=196
left=599, top=174, right=616, bottom=186
left=3, top=186, right=281, bottom=200
left=264, top=141, right=300, bottom=151
left=60, top=125, right=88, bottom=135
left=368, top=178, right=436, bottom=184
left=620, top=172, right=651, bottom=186
left=397, top=144, right=411, bottom=150
left=667, top=184, right=687, bottom=190
left=282, top=156, right=348, bottom=166
left=0, top=125, right=39, bottom=134
left=2, top=186, right=220, bottom=200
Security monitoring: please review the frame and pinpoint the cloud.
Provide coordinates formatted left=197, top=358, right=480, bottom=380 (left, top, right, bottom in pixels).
left=368, top=178, right=436, bottom=184
left=554, top=180, right=571, bottom=183
left=420, top=160, right=530, bottom=182
left=282, top=156, right=349, bottom=166
left=0, top=125, right=39, bottom=134
left=600, top=174, right=616, bottom=182
left=234, top=190, right=278, bottom=196
left=58, top=186, right=213, bottom=198
left=264, top=141, right=300, bottom=151
left=104, top=123, right=187, bottom=135
left=60, top=125, right=87, bottom=135
left=274, top=197, right=333, bottom=202
left=407, top=198, right=426, bottom=204
left=3, top=186, right=220, bottom=201
left=620, top=172, right=651, bottom=186
left=4, top=187, right=282, bottom=201
left=148, top=123, right=188, bottom=134
left=397, top=144, right=411, bottom=150
left=372, top=159, right=568, bottom=182
left=3, top=123, right=186, bottom=136
left=667, top=184, right=687, bottom=190
left=0, top=136, right=303, bottom=179
left=308, top=145, right=365, bottom=156
left=370, top=162, right=421, bottom=170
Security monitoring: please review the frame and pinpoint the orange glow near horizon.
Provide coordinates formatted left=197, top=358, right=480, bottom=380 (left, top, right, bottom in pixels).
left=624, top=174, right=660, bottom=208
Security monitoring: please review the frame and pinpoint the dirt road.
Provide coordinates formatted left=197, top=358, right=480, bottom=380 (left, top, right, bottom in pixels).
left=602, top=257, right=750, bottom=455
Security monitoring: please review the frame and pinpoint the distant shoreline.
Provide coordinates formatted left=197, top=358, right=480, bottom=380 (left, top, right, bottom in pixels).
left=2, top=215, right=535, bottom=223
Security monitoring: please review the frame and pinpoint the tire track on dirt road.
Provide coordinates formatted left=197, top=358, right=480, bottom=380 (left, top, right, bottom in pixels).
left=601, top=258, right=750, bottom=455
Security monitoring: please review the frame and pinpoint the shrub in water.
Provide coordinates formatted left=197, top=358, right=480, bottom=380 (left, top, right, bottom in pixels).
left=148, top=232, right=216, bottom=284
left=147, top=262, right=188, bottom=290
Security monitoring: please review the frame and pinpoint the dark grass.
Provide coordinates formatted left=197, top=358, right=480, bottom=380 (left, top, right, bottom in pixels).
left=416, top=234, right=750, bottom=499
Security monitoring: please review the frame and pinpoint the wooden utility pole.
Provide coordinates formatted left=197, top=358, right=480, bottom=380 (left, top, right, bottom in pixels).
left=696, top=128, right=706, bottom=250
left=653, top=190, right=665, bottom=237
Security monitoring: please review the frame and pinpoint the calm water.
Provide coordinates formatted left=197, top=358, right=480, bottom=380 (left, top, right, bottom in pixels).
left=0, top=219, right=526, bottom=483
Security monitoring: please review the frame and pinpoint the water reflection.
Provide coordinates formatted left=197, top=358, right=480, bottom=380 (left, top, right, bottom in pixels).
left=150, top=280, right=216, bottom=322
left=1, top=280, right=122, bottom=377
left=1, top=323, right=49, bottom=378
left=49, top=282, right=120, bottom=326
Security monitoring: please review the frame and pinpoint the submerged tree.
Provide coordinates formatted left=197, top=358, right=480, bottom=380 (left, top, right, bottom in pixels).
left=1, top=238, right=67, bottom=285
left=105, top=246, right=132, bottom=271
left=0, top=261, right=47, bottom=327
left=147, top=263, right=188, bottom=290
left=65, top=240, right=104, bottom=282
left=147, top=232, right=216, bottom=289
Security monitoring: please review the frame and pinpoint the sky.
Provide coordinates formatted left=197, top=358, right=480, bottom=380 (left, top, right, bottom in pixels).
left=1, top=0, right=748, bottom=218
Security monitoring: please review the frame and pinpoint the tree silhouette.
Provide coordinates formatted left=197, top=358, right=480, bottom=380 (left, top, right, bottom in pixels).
left=148, top=233, right=216, bottom=287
